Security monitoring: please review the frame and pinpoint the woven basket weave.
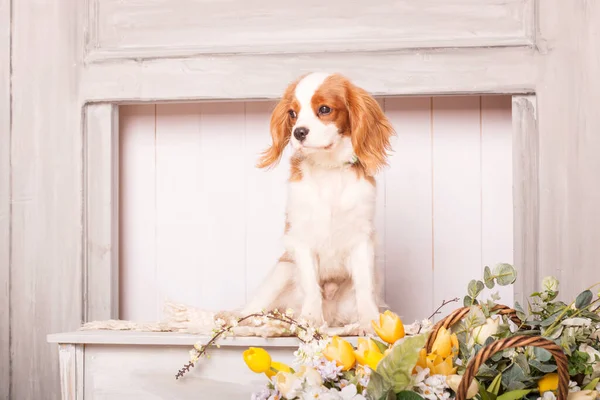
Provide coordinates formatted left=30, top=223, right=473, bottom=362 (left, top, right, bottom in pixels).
left=456, top=335, right=569, bottom=400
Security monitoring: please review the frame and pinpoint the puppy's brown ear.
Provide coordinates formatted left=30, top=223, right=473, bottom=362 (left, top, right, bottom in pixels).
left=257, top=97, right=294, bottom=169
left=347, top=84, right=395, bottom=176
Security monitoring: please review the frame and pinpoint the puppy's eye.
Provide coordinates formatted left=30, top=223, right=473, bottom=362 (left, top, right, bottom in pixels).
left=288, top=110, right=297, bottom=118
left=318, top=105, right=332, bottom=115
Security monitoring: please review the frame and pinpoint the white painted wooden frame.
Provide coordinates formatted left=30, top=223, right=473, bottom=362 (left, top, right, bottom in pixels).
left=18, top=0, right=600, bottom=398
left=83, top=85, right=539, bottom=320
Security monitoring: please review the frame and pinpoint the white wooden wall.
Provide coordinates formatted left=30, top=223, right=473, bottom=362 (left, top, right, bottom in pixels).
left=118, top=96, right=513, bottom=323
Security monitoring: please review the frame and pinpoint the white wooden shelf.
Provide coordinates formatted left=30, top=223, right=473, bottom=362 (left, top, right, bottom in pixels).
left=47, top=330, right=309, bottom=347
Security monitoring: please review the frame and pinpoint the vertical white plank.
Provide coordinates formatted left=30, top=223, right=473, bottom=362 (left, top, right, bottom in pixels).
left=11, top=1, right=82, bottom=398
left=119, top=105, right=157, bottom=321
left=197, top=102, right=247, bottom=310
left=0, top=0, right=10, bottom=396
left=432, top=96, right=482, bottom=316
left=512, top=95, right=538, bottom=305
left=373, top=98, right=386, bottom=301
left=481, top=96, right=514, bottom=305
left=58, top=344, right=83, bottom=400
left=244, top=101, right=290, bottom=304
left=85, top=104, right=120, bottom=322
left=383, top=97, right=433, bottom=322
left=155, top=103, right=204, bottom=315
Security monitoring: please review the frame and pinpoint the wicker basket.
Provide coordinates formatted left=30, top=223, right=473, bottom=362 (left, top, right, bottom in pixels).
left=425, top=304, right=522, bottom=352
left=456, top=335, right=569, bottom=400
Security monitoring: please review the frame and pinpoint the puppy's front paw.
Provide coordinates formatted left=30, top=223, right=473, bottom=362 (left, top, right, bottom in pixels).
left=300, top=299, right=325, bottom=327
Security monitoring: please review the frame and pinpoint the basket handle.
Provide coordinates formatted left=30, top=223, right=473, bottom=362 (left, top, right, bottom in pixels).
left=456, top=335, right=569, bottom=400
left=425, top=304, right=522, bottom=352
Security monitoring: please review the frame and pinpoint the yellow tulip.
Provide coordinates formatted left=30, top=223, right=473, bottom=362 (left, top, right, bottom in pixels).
left=354, top=338, right=384, bottom=370
left=243, top=347, right=272, bottom=374
left=265, top=361, right=292, bottom=379
left=426, top=353, right=457, bottom=376
left=323, top=336, right=356, bottom=371
left=371, top=310, right=406, bottom=344
left=415, top=348, right=428, bottom=371
left=538, top=373, right=559, bottom=394
left=431, top=327, right=459, bottom=359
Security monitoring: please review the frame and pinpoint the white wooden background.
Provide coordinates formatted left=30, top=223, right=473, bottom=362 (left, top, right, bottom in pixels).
left=118, top=96, right=513, bottom=323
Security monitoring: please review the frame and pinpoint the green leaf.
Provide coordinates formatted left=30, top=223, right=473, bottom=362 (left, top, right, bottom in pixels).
left=484, top=266, right=495, bottom=289
left=465, top=306, right=487, bottom=329
left=477, top=365, right=502, bottom=378
left=396, top=391, right=425, bottom=400
left=373, top=338, right=390, bottom=354
left=479, top=385, right=497, bottom=400
left=501, top=364, right=526, bottom=388
left=533, top=347, right=552, bottom=362
left=497, top=389, right=532, bottom=400
left=529, top=359, right=557, bottom=373
left=468, top=280, right=485, bottom=298
left=366, top=370, right=394, bottom=400
left=514, top=302, right=527, bottom=321
left=493, top=264, right=517, bottom=285
left=375, top=334, right=428, bottom=393
left=488, top=373, right=503, bottom=395
left=575, top=290, right=593, bottom=309
left=540, top=314, right=558, bottom=327
left=584, top=378, right=600, bottom=391
left=464, top=296, right=478, bottom=307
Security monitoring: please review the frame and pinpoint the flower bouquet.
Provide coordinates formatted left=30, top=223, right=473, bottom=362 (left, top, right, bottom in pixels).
left=176, top=264, right=600, bottom=400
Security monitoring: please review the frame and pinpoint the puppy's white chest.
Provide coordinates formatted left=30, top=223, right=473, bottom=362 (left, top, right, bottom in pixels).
left=286, top=166, right=376, bottom=250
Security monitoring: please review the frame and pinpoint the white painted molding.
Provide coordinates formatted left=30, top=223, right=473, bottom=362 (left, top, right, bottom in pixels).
left=58, top=344, right=84, bottom=400
left=80, top=47, right=537, bottom=103
left=48, top=330, right=358, bottom=347
left=84, top=104, right=120, bottom=321
left=84, top=0, right=535, bottom=63
left=512, top=95, right=539, bottom=306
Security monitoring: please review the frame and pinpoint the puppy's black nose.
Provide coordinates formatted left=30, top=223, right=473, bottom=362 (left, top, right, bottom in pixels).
left=293, top=127, right=309, bottom=142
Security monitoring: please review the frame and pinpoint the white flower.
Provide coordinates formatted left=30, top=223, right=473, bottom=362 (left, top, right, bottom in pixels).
left=315, top=358, right=344, bottom=381
left=543, top=276, right=560, bottom=292
left=472, top=317, right=500, bottom=345
left=538, top=391, right=557, bottom=400
left=296, top=365, right=323, bottom=387
left=294, top=339, right=329, bottom=365
left=339, top=384, right=366, bottom=400
left=274, top=371, right=303, bottom=399
left=569, top=381, right=582, bottom=393
left=214, top=318, right=226, bottom=327
left=252, top=387, right=275, bottom=400
left=414, top=368, right=451, bottom=400
left=188, top=349, right=199, bottom=363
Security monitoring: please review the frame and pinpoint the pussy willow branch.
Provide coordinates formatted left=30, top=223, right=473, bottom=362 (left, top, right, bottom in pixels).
left=418, top=298, right=460, bottom=334
left=175, top=311, right=322, bottom=379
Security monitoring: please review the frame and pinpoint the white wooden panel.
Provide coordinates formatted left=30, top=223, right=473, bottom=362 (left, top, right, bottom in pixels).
left=0, top=0, right=10, bottom=396
left=196, top=102, right=247, bottom=310
left=119, top=105, right=158, bottom=321
left=512, top=95, right=538, bottom=305
left=155, top=103, right=204, bottom=315
left=244, top=101, right=291, bottom=302
left=83, top=344, right=296, bottom=400
left=10, top=1, right=83, bottom=398
left=81, top=47, right=536, bottom=103
left=85, top=104, right=120, bottom=322
left=481, top=96, right=514, bottom=306
left=119, top=97, right=513, bottom=321
left=87, top=0, right=534, bottom=62
left=432, top=97, right=483, bottom=315
left=383, top=97, right=434, bottom=322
